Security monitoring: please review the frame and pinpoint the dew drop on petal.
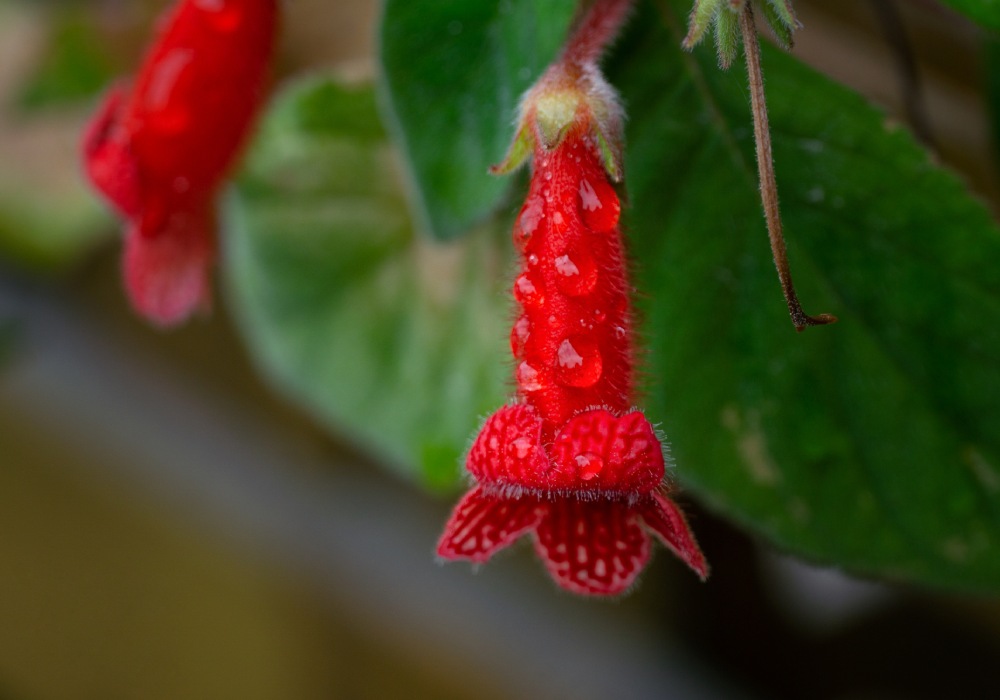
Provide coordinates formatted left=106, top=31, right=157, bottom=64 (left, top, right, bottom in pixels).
left=554, top=249, right=597, bottom=296
left=513, top=273, right=544, bottom=309
left=147, top=48, right=193, bottom=111
left=527, top=254, right=539, bottom=267
left=551, top=210, right=567, bottom=233
left=517, top=362, right=543, bottom=392
left=554, top=255, right=579, bottom=277
left=510, top=315, right=531, bottom=356
left=575, top=452, right=604, bottom=480
left=515, top=197, right=544, bottom=251
left=578, top=177, right=620, bottom=233
left=578, top=179, right=600, bottom=211
left=555, top=336, right=602, bottom=387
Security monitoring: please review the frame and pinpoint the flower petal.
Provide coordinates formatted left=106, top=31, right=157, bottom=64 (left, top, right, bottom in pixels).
left=123, top=212, right=213, bottom=327
left=466, top=404, right=548, bottom=488
left=82, top=83, right=142, bottom=219
left=638, top=492, right=709, bottom=580
left=437, top=485, right=544, bottom=563
left=533, top=498, right=650, bottom=596
left=548, top=409, right=664, bottom=493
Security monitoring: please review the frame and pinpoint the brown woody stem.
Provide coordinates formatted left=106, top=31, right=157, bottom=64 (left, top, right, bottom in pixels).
left=739, top=3, right=836, bottom=332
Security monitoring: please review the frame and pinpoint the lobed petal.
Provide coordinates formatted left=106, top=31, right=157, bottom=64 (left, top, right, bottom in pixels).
left=123, top=212, right=213, bottom=327
left=638, top=492, right=709, bottom=580
left=82, top=83, right=142, bottom=219
left=533, top=498, right=650, bottom=596
left=437, top=486, right=544, bottom=563
left=466, top=404, right=549, bottom=488
left=548, top=409, right=664, bottom=493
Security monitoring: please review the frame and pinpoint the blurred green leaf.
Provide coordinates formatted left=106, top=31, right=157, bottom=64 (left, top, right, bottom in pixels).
left=15, top=7, right=115, bottom=111
left=935, top=1, right=1000, bottom=32
left=223, top=77, right=510, bottom=489
left=0, top=191, right=110, bottom=273
left=614, top=0, right=1000, bottom=590
left=379, top=0, right=577, bottom=241
left=0, top=1, right=113, bottom=272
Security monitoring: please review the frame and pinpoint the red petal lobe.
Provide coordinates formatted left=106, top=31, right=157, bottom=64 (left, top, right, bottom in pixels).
left=549, top=409, right=664, bottom=492
left=638, top=492, right=709, bottom=580
left=82, top=84, right=142, bottom=218
left=466, top=404, right=548, bottom=487
left=123, top=212, right=213, bottom=327
left=533, top=498, right=650, bottom=596
left=437, top=486, right=543, bottom=563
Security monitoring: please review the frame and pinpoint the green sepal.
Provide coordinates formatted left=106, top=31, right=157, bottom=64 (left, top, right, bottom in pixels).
left=594, top=125, right=624, bottom=182
left=682, top=0, right=722, bottom=50
left=715, top=6, right=741, bottom=69
left=489, top=122, right=535, bottom=175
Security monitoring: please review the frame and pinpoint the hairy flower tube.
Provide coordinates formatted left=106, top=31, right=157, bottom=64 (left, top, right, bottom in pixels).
left=437, top=31, right=707, bottom=595
left=82, top=0, right=277, bottom=326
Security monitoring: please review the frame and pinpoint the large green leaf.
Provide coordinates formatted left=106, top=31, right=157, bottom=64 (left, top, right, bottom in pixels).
left=223, top=78, right=510, bottom=489
left=379, top=0, right=577, bottom=241
left=614, top=0, right=1000, bottom=590
left=936, top=0, right=1000, bottom=33
left=374, top=0, right=1000, bottom=589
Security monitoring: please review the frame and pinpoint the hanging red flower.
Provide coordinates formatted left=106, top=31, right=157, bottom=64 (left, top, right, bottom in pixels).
left=437, top=24, right=708, bottom=595
left=82, top=0, right=277, bottom=326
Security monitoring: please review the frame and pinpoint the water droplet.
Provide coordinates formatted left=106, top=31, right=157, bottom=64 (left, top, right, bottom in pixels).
left=578, top=177, right=620, bottom=233
left=613, top=325, right=627, bottom=339
left=513, top=274, right=544, bottom=308
left=551, top=210, right=566, bottom=232
left=555, top=336, right=602, bottom=387
left=575, top=452, right=604, bottom=480
left=148, top=48, right=191, bottom=106
left=554, top=255, right=579, bottom=277
left=511, top=437, right=533, bottom=459
left=517, top=362, right=543, bottom=392
left=515, top=197, right=544, bottom=251
left=554, top=248, right=597, bottom=296
left=578, top=179, right=600, bottom=211
left=593, top=308, right=607, bottom=324
left=527, top=254, right=539, bottom=267
left=510, top=315, right=530, bottom=356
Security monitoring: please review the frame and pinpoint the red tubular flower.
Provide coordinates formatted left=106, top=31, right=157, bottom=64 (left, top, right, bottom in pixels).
left=437, top=48, right=707, bottom=595
left=82, top=0, right=277, bottom=326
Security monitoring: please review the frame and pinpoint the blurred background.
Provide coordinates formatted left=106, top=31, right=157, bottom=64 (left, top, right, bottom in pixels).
left=1, top=0, right=1000, bottom=698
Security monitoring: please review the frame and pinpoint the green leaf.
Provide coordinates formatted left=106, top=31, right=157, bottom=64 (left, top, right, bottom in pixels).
left=0, top=2, right=112, bottom=272
left=378, top=0, right=577, bottom=241
left=223, top=77, right=510, bottom=489
left=15, top=7, right=116, bottom=111
left=936, top=1, right=1000, bottom=33
left=612, top=0, right=1000, bottom=590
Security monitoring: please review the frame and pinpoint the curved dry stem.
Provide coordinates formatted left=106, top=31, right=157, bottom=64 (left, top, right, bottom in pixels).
left=739, top=3, right=837, bottom=332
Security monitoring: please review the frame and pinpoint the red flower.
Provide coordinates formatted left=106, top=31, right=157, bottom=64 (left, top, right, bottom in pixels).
left=82, top=0, right=277, bottom=326
left=437, top=68, right=707, bottom=595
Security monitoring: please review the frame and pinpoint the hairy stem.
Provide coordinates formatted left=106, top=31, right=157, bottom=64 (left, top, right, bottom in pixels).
left=563, top=0, right=637, bottom=65
left=740, top=3, right=837, bottom=332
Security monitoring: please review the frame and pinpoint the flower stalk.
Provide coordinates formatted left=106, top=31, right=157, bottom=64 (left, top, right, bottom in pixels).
left=437, top=0, right=706, bottom=596
left=684, top=0, right=836, bottom=331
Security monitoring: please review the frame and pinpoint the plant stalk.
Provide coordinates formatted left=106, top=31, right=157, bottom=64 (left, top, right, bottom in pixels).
left=739, top=3, right=836, bottom=332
